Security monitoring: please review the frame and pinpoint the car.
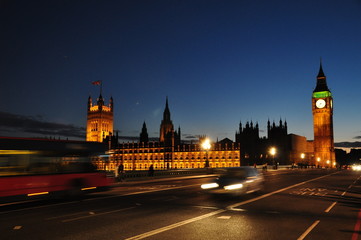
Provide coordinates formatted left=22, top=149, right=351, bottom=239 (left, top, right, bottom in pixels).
left=201, top=167, right=264, bottom=196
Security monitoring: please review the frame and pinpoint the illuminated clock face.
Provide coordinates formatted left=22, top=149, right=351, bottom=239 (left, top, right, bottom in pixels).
left=315, top=99, right=326, bottom=108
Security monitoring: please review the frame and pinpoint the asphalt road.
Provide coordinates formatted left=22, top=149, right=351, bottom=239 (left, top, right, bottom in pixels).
left=1, top=169, right=361, bottom=240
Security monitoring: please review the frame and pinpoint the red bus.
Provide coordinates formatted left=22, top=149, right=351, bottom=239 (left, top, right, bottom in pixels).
left=0, top=148, right=113, bottom=201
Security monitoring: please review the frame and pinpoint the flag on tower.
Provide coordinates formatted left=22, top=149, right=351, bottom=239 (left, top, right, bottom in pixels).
left=92, top=80, right=101, bottom=85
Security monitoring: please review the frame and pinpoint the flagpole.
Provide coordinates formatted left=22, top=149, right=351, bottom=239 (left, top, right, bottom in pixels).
left=91, top=80, right=104, bottom=142
left=99, top=80, right=103, bottom=142
left=100, top=80, right=103, bottom=96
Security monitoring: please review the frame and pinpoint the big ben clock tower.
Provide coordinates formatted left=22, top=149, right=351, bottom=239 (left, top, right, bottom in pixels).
left=312, top=63, right=335, bottom=168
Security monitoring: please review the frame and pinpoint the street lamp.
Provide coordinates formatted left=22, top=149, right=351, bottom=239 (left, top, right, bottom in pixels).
left=301, top=153, right=305, bottom=168
left=201, top=138, right=211, bottom=168
left=317, top=157, right=321, bottom=168
left=269, top=147, right=276, bottom=169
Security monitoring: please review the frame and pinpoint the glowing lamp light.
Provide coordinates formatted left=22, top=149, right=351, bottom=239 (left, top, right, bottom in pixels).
left=269, top=147, right=276, bottom=156
left=201, top=138, right=211, bottom=168
left=202, top=138, right=211, bottom=151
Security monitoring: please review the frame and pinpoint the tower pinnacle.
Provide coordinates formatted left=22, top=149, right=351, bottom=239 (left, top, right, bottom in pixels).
left=314, top=62, right=330, bottom=92
left=159, top=97, right=174, bottom=143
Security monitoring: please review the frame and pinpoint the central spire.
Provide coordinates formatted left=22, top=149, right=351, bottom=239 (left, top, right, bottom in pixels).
left=163, top=96, right=171, bottom=121
left=159, top=97, right=174, bottom=143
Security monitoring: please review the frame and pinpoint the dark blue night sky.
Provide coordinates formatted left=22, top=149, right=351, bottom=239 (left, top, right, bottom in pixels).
left=1, top=0, right=361, bottom=142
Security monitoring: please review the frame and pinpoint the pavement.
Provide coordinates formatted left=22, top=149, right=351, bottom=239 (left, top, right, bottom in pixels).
left=112, top=174, right=218, bottom=186
left=111, top=167, right=288, bottom=186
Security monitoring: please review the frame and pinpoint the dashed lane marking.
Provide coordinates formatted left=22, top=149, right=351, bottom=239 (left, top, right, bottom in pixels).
left=62, top=207, right=136, bottom=223
left=297, top=220, right=320, bottom=240
left=324, top=201, right=337, bottom=213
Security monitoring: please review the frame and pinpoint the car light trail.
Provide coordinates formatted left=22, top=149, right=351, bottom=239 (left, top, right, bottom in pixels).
left=27, top=192, right=49, bottom=196
left=81, top=187, right=97, bottom=191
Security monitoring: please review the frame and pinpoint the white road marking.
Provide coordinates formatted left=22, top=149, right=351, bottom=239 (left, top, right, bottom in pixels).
left=217, top=216, right=231, bottom=220
left=13, top=226, right=22, bottom=230
left=324, top=201, right=337, bottom=213
left=62, top=206, right=136, bottom=223
left=229, top=207, right=247, bottom=212
left=0, top=183, right=201, bottom=215
left=46, top=210, right=95, bottom=220
left=125, top=172, right=337, bottom=240
left=0, top=200, right=80, bottom=215
left=297, top=220, right=320, bottom=240
left=94, top=184, right=200, bottom=200
left=290, top=187, right=328, bottom=196
left=0, top=199, right=38, bottom=207
left=193, top=205, right=220, bottom=210
left=125, top=209, right=225, bottom=240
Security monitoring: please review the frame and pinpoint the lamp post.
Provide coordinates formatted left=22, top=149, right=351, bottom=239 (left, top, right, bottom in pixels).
left=269, top=147, right=276, bottom=169
left=201, top=138, right=211, bottom=168
left=301, top=153, right=305, bottom=168
left=317, top=157, right=321, bottom=168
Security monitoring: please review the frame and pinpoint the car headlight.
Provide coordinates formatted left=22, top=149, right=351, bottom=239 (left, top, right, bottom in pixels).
left=352, top=165, right=361, bottom=171
left=224, top=183, right=243, bottom=190
left=201, top=183, right=219, bottom=189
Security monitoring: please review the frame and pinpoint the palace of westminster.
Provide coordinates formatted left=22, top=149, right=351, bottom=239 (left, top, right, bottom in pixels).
left=88, top=64, right=336, bottom=171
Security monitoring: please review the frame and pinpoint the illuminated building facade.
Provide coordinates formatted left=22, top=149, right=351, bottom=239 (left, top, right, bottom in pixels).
left=86, top=94, right=114, bottom=142
left=104, top=140, right=240, bottom=171
left=97, top=98, right=240, bottom=171
left=312, top=63, right=335, bottom=167
left=288, top=134, right=314, bottom=166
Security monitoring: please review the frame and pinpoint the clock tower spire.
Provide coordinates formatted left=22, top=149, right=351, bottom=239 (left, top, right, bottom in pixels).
left=314, top=62, right=330, bottom=92
left=312, top=63, right=335, bottom=168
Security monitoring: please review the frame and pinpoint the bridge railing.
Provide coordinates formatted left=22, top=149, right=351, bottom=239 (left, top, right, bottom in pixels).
left=106, top=165, right=293, bottom=180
